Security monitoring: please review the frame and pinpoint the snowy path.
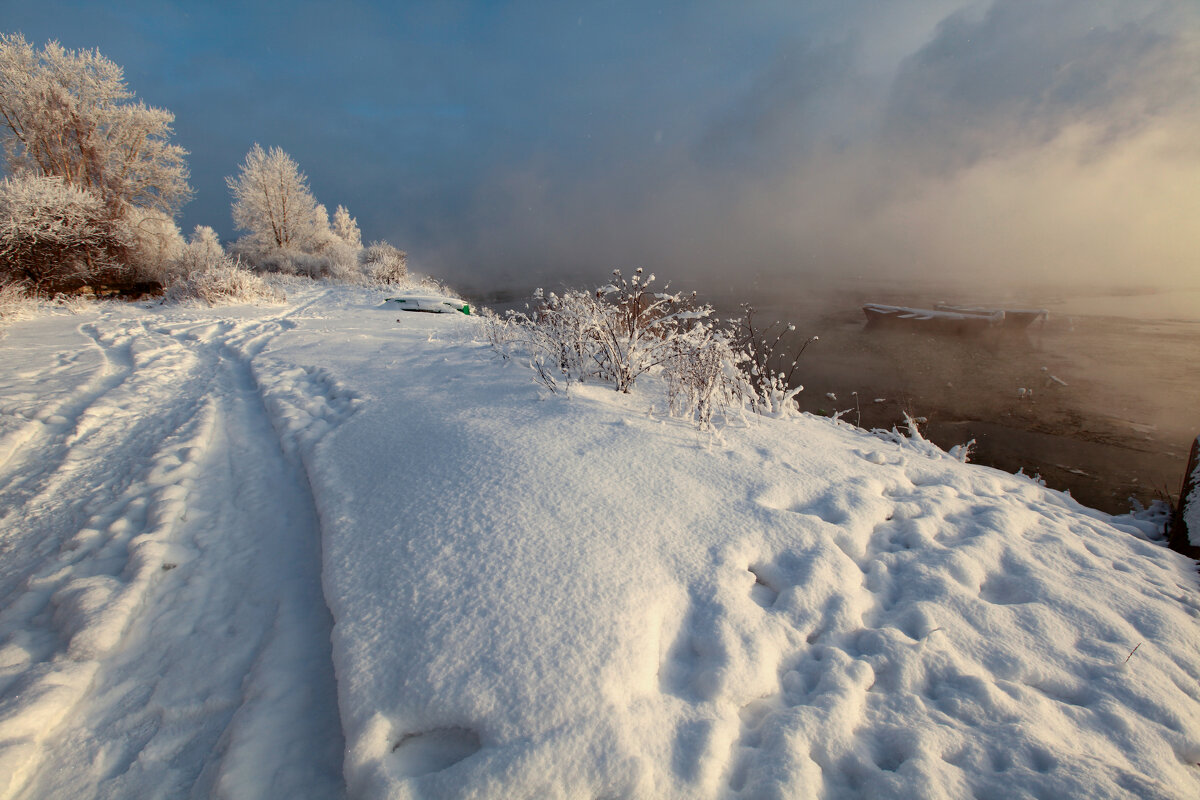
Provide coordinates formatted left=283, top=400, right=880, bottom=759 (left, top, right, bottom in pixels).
left=0, top=299, right=345, bottom=798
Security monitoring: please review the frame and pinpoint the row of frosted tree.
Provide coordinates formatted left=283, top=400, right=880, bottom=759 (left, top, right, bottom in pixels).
left=0, top=33, right=406, bottom=295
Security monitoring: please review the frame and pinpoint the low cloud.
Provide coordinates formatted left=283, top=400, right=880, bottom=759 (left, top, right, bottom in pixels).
left=428, top=0, right=1200, bottom=296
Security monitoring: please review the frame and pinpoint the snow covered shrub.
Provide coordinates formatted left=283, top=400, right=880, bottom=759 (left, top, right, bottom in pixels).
left=164, top=260, right=284, bottom=306
left=733, top=305, right=814, bottom=415
left=662, top=329, right=747, bottom=429
left=497, top=271, right=750, bottom=420
left=229, top=243, right=293, bottom=274
left=588, top=269, right=714, bottom=393
left=0, top=174, right=132, bottom=293
left=231, top=244, right=346, bottom=280
left=307, top=204, right=362, bottom=281
left=123, top=206, right=186, bottom=285
left=525, top=287, right=609, bottom=388
left=489, top=271, right=822, bottom=425
left=478, top=307, right=524, bottom=356
left=320, top=239, right=361, bottom=282
left=360, top=240, right=408, bottom=284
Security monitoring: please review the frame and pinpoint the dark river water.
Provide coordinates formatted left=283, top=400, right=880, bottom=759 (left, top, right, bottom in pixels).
left=716, top=283, right=1200, bottom=515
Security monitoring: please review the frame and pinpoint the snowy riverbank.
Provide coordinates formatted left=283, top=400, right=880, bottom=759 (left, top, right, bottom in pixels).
left=1, top=284, right=1198, bottom=798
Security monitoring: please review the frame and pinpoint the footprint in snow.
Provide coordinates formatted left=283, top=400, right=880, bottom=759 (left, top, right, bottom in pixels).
left=747, top=565, right=780, bottom=609
left=390, top=727, right=482, bottom=777
left=660, top=590, right=729, bottom=702
left=979, top=574, right=1038, bottom=606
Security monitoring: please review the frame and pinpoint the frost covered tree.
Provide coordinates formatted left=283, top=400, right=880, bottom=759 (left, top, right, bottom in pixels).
left=0, top=33, right=191, bottom=217
left=172, top=224, right=225, bottom=274
left=331, top=204, right=361, bottom=249
left=0, top=33, right=191, bottom=291
left=188, top=225, right=223, bottom=262
left=227, top=144, right=331, bottom=261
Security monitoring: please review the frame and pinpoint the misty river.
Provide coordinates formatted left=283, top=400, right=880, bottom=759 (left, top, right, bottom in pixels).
left=726, top=284, right=1200, bottom=515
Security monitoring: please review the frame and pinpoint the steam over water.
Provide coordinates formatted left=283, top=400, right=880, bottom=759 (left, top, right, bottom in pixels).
left=723, top=284, right=1200, bottom=515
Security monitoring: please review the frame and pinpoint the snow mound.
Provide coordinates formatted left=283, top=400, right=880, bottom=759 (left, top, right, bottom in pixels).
left=283, top=303, right=1200, bottom=799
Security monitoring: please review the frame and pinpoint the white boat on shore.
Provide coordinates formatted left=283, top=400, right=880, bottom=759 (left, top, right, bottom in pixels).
left=385, top=295, right=472, bottom=315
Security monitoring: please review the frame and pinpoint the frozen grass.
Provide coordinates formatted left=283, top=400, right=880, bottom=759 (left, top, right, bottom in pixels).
left=164, top=263, right=286, bottom=306
left=0, top=282, right=37, bottom=333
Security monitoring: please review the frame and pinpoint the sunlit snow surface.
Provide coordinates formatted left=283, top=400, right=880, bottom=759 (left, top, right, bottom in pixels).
left=0, top=284, right=1198, bottom=799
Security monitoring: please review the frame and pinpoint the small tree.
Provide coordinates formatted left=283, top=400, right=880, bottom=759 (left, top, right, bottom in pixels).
left=331, top=204, right=362, bottom=249
left=227, top=144, right=329, bottom=260
left=172, top=224, right=225, bottom=274
left=188, top=225, right=224, bottom=263
left=360, top=240, right=407, bottom=284
left=123, top=205, right=184, bottom=283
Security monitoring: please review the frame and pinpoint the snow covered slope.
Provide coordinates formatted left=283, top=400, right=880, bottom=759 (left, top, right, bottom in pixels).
left=1, top=285, right=1198, bottom=799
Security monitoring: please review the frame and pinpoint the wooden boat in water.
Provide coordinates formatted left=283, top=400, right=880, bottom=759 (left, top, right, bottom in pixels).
left=862, top=304, right=1001, bottom=335
left=935, top=304, right=1049, bottom=329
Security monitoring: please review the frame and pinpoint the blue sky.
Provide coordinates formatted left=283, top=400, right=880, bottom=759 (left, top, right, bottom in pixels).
left=2, top=1, right=1198, bottom=291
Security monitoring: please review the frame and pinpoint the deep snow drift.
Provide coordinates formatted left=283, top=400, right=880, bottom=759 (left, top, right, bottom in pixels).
left=0, top=283, right=1197, bottom=799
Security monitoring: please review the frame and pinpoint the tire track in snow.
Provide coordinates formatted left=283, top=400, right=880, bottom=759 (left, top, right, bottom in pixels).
left=0, top=320, right=222, bottom=797
left=0, top=320, right=218, bottom=615
left=0, top=323, right=133, bottom=510
left=0, top=322, right=135, bottom=479
left=0, top=311, right=349, bottom=799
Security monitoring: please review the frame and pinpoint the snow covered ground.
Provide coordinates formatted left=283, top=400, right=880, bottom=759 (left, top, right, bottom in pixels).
left=1, top=283, right=1198, bottom=799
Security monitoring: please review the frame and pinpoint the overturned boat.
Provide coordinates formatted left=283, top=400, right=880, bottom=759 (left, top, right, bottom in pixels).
left=385, top=294, right=472, bottom=315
